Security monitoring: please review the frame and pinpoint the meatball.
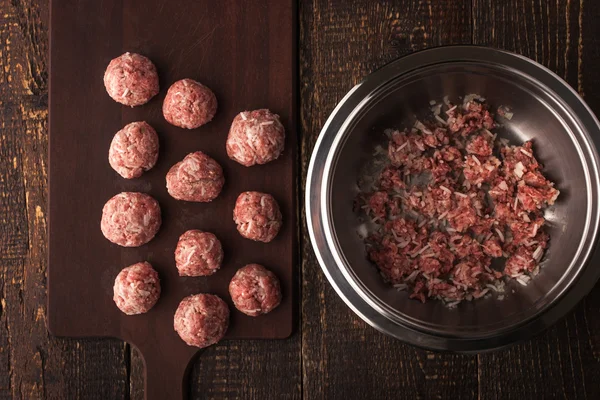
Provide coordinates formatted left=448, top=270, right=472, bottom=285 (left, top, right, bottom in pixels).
left=173, top=294, right=229, bottom=348
left=233, top=191, right=282, bottom=242
left=175, top=230, right=224, bottom=276
left=229, top=264, right=282, bottom=316
left=162, top=79, right=217, bottom=129
left=108, top=121, right=159, bottom=179
left=101, top=192, right=161, bottom=247
left=103, top=52, right=159, bottom=107
left=226, top=109, right=285, bottom=166
left=113, top=262, right=160, bottom=315
left=166, top=151, right=224, bottom=202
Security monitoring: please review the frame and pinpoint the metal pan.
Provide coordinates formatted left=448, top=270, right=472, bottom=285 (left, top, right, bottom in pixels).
left=306, top=46, right=600, bottom=352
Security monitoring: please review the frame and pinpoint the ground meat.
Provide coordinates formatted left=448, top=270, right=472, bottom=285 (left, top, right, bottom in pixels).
left=162, top=79, right=217, bottom=129
left=378, top=165, right=406, bottom=191
left=423, top=133, right=439, bottom=148
left=522, top=170, right=550, bottom=187
left=449, top=234, right=483, bottom=259
left=452, top=261, right=482, bottom=289
left=367, top=191, right=389, bottom=219
left=409, top=155, right=433, bottom=174
left=432, top=127, right=450, bottom=146
left=175, top=230, right=223, bottom=277
left=388, top=218, right=418, bottom=241
left=488, top=177, right=514, bottom=203
left=446, top=195, right=478, bottom=233
left=482, top=238, right=503, bottom=257
left=430, top=158, right=453, bottom=183
left=359, top=96, right=560, bottom=305
left=226, top=109, right=285, bottom=167
left=508, top=217, right=545, bottom=248
left=470, top=216, right=494, bottom=236
left=463, top=155, right=500, bottom=185
left=435, top=145, right=463, bottom=168
left=108, top=121, right=159, bottom=179
left=517, top=182, right=559, bottom=211
left=427, top=280, right=464, bottom=301
left=502, top=141, right=539, bottom=173
left=466, top=134, right=493, bottom=157
left=447, top=100, right=495, bottom=136
left=406, top=188, right=436, bottom=218
left=173, top=294, right=229, bottom=348
left=428, top=231, right=455, bottom=266
left=368, top=245, right=415, bottom=284
left=418, top=258, right=443, bottom=278
left=504, top=247, right=537, bottom=277
left=388, top=131, right=425, bottom=167
left=233, top=191, right=282, bottom=243
left=229, top=264, right=282, bottom=316
left=103, top=52, right=159, bottom=107
left=166, top=151, right=224, bottom=202
left=493, top=202, right=517, bottom=223
left=113, top=262, right=160, bottom=315
left=431, top=186, right=455, bottom=215
left=101, top=192, right=161, bottom=247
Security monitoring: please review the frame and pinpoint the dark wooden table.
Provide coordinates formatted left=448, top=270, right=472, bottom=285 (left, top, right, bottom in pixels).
left=1, top=0, right=600, bottom=399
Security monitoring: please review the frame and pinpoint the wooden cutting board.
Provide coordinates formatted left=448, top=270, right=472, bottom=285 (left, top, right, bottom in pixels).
left=48, top=1, right=296, bottom=398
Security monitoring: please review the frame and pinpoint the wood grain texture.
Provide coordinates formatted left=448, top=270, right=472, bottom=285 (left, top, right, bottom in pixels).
left=0, top=1, right=131, bottom=399
left=299, top=1, right=479, bottom=399
left=47, top=0, right=300, bottom=398
left=3, top=0, right=600, bottom=398
left=473, top=1, right=600, bottom=399
left=187, top=336, right=302, bottom=400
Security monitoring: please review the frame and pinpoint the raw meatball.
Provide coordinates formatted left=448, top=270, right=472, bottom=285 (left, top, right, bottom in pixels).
left=108, top=121, right=159, bottom=179
left=166, top=151, right=224, bottom=202
left=226, top=109, right=286, bottom=166
left=229, top=264, right=282, bottom=316
left=233, top=191, right=282, bottom=242
left=175, top=230, right=223, bottom=276
left=173, top=294, right=229, bottom=348
left=162, top=79, right=217, bottom=129
left=101, top=192, right=161, bottom=247
left=113, top=262, right=160, bottom=315
left=103, top=52, right=159, bottom=107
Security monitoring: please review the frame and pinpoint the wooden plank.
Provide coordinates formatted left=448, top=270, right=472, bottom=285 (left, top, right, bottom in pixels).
left=0, top=0, right=130, bottom=398
left=473, top=0, right=600, bottom=398
left=299, top=1, right=477, bottom=399
left=129, top=337, right=303, bottom=399
left=48, top=0, right=296, bottom=337
left=5, top=0, right=600, bottom=398
left=129, top=347, right=146, bottom=400
left=0, top=2, right=30, bottom=261
left=188, top=336, right=302, bottom=400
left=47, top=0, right=300, bottom=398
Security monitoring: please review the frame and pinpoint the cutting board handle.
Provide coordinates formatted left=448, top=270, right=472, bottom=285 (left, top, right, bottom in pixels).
left=141, top=346, right=199, bottom=400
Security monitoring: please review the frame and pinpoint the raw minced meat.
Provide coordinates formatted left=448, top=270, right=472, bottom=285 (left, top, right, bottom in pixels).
left=113, top=261, right=160, bottom=315
left=175, top=230, right=223, bottom=277
left=233, top=191, right=282, bottom=243
left=166, top=151, right=224, bottom=202
left=229, top=264, right=282, bottom=316
left=226, top=109, right=285, bottom=167
left=101, top=192, right=161, bottom=247
left=358, top=96, right=559, bottom=306
left=162, top=79, right=217, bottom=129
left=103, top=52, right=159, bottom=107
left=108, top=121, right=159, bottom=179
left=173, top=293, right=229, bottom=348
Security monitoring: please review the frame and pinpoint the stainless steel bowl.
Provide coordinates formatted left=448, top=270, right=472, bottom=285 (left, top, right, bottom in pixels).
left=306, top=46, right=600, bottom=352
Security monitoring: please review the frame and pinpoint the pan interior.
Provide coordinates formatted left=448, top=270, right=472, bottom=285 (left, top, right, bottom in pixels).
left=328, top=62, right=592, bottom=335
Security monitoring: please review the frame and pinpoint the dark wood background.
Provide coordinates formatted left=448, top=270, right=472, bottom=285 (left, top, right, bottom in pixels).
left=1, top=0, right=600, bottom=398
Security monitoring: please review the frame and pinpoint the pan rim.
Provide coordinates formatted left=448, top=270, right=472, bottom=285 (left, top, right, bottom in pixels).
left=306, top=45, right=600, bottom=352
